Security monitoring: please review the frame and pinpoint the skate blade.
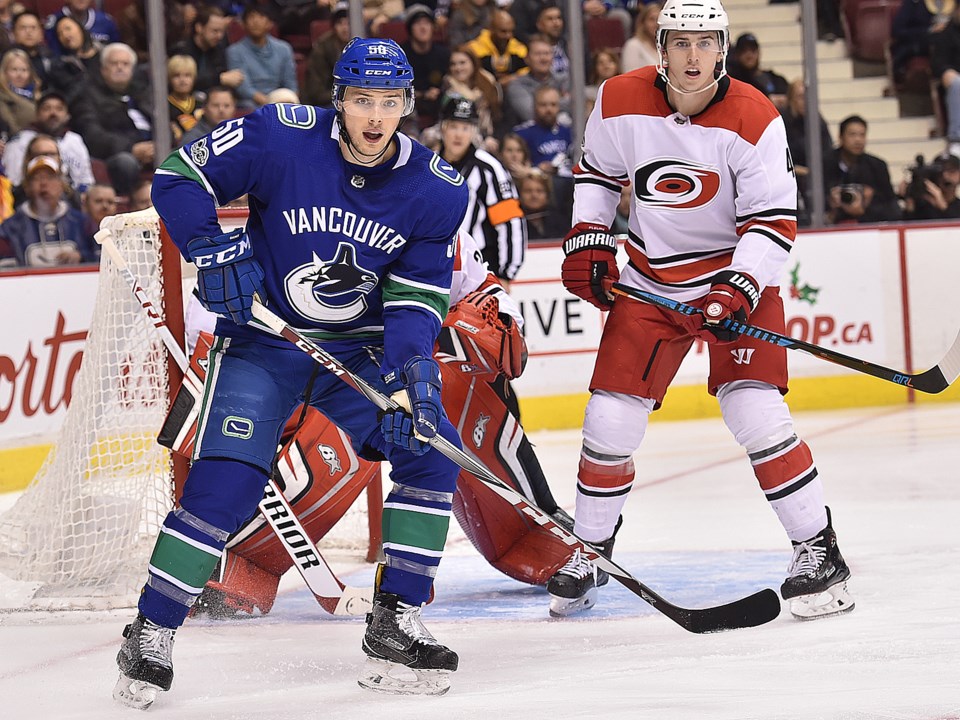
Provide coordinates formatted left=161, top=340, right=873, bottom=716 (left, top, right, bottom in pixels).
left=789, top=581, right=855, bottom=620
left=113, top=673, right=164, bottom=710
left=548, top=587, right=598, bottom=618
left=357, top=657, right=452, bottom=696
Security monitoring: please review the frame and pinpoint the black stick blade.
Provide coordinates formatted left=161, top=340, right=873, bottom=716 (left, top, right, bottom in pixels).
left=620, top=577, right=782, bottom=633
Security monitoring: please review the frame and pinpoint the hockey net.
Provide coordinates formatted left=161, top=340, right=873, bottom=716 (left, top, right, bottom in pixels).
left=0, top=208, right=379, bottom=611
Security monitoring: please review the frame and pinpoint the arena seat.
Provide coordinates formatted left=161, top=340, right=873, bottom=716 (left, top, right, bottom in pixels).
left=374, top=20, right=407, bottom=45
left=842, top=0, right=901, bottom=63
left=586, top=16, right=626, bottom=53
left=310, top=20, right=331, bottom=42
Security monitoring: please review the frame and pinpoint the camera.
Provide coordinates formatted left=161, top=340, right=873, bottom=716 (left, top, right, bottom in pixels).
left=839, top=183, right=863, bottom=205
left=907, top=154, right=944, bottom=201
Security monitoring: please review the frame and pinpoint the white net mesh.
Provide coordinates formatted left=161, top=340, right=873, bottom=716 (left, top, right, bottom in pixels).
left=0, top=209, right=175, bottom=610
left=0, top=209, right=377, bottom=610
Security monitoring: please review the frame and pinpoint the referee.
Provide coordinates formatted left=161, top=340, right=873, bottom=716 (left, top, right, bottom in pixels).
left=438, top=96, right=527, bottom=284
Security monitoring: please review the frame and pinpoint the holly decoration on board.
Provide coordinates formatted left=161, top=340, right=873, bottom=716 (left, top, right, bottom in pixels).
left=789, top=263, right=820, bottom=305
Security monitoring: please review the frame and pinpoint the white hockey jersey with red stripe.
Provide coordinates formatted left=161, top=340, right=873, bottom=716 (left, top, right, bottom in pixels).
left=573, top=67, right=798, bottom=300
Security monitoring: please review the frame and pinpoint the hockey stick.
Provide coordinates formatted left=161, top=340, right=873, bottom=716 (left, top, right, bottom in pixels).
left=94, top=229, right=371, bottom=617
left=612, top=283, right=960, bottom=395
left=249, top=299, right=781, bottom=633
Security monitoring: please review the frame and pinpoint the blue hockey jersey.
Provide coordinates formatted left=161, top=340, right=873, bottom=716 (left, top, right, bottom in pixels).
left=153, top=104, right=469, bottom=371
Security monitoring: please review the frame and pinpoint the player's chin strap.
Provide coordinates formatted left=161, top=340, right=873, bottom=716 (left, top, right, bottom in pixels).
left=335, top=110, right=396, bottom=167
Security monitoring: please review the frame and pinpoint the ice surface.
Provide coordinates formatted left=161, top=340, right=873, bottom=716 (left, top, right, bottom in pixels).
left=1, top=405, right=958, bottom=719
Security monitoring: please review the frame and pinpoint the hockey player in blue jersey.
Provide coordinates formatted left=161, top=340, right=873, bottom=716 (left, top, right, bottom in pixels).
left=112, top=38, right=470, bottom=707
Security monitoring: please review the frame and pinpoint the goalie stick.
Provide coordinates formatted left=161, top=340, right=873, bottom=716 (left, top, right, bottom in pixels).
left=249, top=299, right=782, bottom=634
left=94, top=228, right=371, bottom=617
left=611, top=283, right=960, bottom=395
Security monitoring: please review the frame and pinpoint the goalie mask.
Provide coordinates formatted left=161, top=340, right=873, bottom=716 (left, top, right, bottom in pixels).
left=655, top=0, right=730, bottom=91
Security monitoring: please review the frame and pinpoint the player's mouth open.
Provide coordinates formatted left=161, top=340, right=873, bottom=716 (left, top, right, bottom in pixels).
left=685, top=68, right=701, bottom=77
left=363, top=130, right=383, bottom=142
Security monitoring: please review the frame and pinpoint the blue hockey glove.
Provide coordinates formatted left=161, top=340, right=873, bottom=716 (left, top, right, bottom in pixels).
left=380, top=356, right=443, bottom=455
left=186, top=229, right=265, bottom=325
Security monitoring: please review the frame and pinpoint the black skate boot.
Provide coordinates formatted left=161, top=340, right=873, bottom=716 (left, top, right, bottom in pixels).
left=358, top=591, right=458, bottom=696
left=780, top=508, right=854, bottom=619
left=112, top=613, right=176, bottom=710
left=546, top=522, right=618, bottom=618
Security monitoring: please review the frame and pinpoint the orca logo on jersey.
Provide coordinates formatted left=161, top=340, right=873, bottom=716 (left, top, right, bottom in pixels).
left=633, top=159, right=721, bottom=210
left=285, top=242, right=378, bottom=323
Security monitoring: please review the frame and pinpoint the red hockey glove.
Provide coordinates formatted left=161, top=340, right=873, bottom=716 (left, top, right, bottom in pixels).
left=701, top=270, right=761, bottom=344
left=448, top=291, right=528, bottom=379
left=561, top=223, right=619, bottom=310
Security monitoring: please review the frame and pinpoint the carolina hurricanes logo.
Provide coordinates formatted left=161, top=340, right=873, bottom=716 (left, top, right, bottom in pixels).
left=634, top=159, right=721, bottom=210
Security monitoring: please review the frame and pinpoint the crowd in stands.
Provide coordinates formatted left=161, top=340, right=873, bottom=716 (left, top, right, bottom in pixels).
left=2, top=0, right=960, bottom=270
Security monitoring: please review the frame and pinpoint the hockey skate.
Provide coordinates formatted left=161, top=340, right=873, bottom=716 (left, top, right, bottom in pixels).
left=781, top=508, right=854, bottom=619
left=112, top=613, right=176, bottom=710
left=358, top=591, right=458, bottom=696
left=546, top=532, right=617, bottom=618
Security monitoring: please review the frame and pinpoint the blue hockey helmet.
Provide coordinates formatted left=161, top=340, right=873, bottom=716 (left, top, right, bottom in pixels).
left=333, top=37, right=415, bottom=115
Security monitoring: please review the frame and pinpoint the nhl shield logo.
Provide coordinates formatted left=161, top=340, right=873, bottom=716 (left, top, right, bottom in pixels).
left=472, top=414, right=490, bottom=449
left=316, top=444, right=342, bottom=475
left=190, top=138, right=209, bottom=167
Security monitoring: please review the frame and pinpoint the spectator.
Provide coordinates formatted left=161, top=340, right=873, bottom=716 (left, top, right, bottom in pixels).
left=503, top=34, right=570, bottom=128
left=727, top=32, right=789, bottom=110
left=518, top=172, right=566, bottom=240
left=43, top=0, right=119, bottom=56
left=0, top=155, right=95, bottom=266
left=70, top=42, right=153, bottom=196
left=226, top=4, right=297, bottom=109
left=362, top=0, right=405, bottom=36
left=534, top=2, right=572, bottom=77
left=817, top=0, right=845, bottom=42
left=3, top=90, right=94, bottom=192
left=447, top=0, right=492, bottom=49
left=438, top=96, right=526, bottom=282
left=0, top=49, right=39, bottom=135
left=180, top=85, right=237, bottom=146
left=441, top=47, right=501, bottom=145
left=169, top=4, right=243, bottom=96
left=302, top=1, right=350, bottom=107
left=82, top=181, right=117, bottom=235
left=587, top=48, right=620, bottom=97
left=902, top=150, right=960, bottom=220
left=128, top=177, right=151, bottom=212
left=0, top=0, right=15, bottom=53
left=621, top=2, right=661, bottom=73
left=167, top=54, right=202, bottom=148
left=401, top=4, right=450, bottom=129
left=780, top=78, right=831, bottom=224
left=45, top=14, right=102, bottom=104
left=931, top=5, right=960, bottom=155
left=468, top=8, right=528, bottom=90
left=12, top=11, right=53, bottom=86
left=117, top=0, right=195, bottom=64
left=11, top=129, right=82, bottom=210
left=823, top=114, right=901, bottom=224
left=499, top=130, right=536, bottom=186
left=509, top=0, right=561, bottom=45
left=512, top=85, right=572, bottom=215
left=891, top=0, right=949, bottom=90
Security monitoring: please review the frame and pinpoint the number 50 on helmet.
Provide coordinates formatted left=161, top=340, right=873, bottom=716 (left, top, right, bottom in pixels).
left=333, top=37, right=416, bottom=116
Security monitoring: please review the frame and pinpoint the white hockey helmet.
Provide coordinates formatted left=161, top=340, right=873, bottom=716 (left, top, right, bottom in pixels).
left=655, top=0, right=730, bottom=83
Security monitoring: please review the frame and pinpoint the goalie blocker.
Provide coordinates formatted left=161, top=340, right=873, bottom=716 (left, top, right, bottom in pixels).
left=161, top=313, right=572, bottom=618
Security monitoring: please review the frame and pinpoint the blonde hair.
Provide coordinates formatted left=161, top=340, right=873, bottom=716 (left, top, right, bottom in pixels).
left=0, top=48, right=40, bottom=95
left=167, top=54, right=198, bottom=79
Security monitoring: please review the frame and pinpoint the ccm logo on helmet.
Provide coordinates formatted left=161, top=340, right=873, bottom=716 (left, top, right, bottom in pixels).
left=633, top=159, right=721, bottom=210
left=365, top=70, right=391, bottom=75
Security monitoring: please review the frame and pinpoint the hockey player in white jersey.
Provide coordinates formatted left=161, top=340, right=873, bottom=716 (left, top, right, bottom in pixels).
left=548, top=0, right=854, bottom=620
